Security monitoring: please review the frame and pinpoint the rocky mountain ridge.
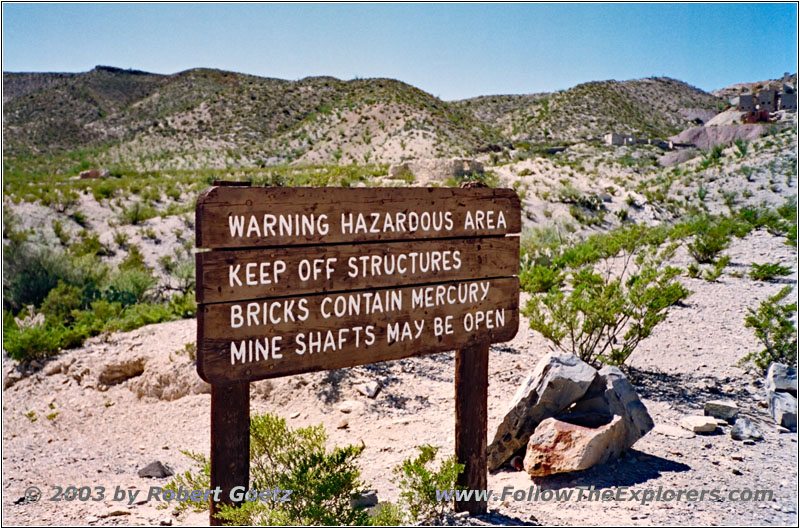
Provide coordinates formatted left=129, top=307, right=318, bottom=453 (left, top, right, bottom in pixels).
left=4, top=66, right=724, bottom=167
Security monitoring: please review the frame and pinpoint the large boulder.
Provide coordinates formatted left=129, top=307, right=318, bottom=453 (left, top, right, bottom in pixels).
left=566, top=366, right=654, bottom=448
left=768, top=391, right=797, bottom=431
left=766, top=363, right=798, bottom=431
left=731, top=418, right=763, bottom=441
left=766, top=363, right=797, bottom=397
left=486, top=354, right=597, bottom=470
left=523, top=414, right=627, bottom=476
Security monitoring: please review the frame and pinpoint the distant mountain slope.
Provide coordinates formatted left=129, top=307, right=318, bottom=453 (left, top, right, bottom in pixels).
left=3, top=67, right=723, bottom=166
left=457, top=77, right=724, bottom=142
left=3, top=66, right=168, bottom=154
left=3, top=66, right=495, bottom=166
left=712, top=73, right=797, bottom=99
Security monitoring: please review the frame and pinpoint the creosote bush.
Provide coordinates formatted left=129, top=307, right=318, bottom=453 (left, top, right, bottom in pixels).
left=217, top=414, right=370, bottom=526
left=162, top=415, right=463, bottom=526
left=392, top=444, right=464, bottom=522
left=749, top=262, right=793, bottom=282
left=740, top=286, right=797, bottom=373
left=521, top=223, right=691, bottom=367
left=525, top=257, right=690, bottom=366
left=686, top=218, right=732, bottom=264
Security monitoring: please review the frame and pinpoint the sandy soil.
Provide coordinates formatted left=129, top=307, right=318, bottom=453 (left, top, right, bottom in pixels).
left=2, top=228, right=797, bottom=527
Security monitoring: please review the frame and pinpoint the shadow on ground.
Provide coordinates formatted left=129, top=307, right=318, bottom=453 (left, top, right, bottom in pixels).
left=521, top=449, right=691, bottom=490
left=626, top=367, right=753, bottom=413
left=474, top=512, right=535, bottom=526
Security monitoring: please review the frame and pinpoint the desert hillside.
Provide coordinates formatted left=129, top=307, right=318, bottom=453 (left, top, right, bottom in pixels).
left=4, top=67, right=723, bottom=168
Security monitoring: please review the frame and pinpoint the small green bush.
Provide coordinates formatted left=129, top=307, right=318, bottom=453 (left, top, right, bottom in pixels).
left=445, top=170, right=499, bottom=188
left=120, top=244, right=148, bottom=271
left=69, top=231, right=112, bottom=257
left=52, top=220, right=71, bottom=246
left=740, top=286, right=797, bottom=373
left=519, top=260, right=565, bottom=293
left=119, top=201, right=156, bottom=225
left=703, top=255, right=729, bottom=282
left=524, top=249, right=690, bottom=366
left=107, top=269, right=157, bottom=305
left=750, top=262, right=793, bottom=281
left=177, top=414, right=372, bottom=526
left=3, top=242, right=77, bottom=312
left=392, top=444, right=464, bottom=522
left=734, top=139, right=748, bottom=158
left=3, top=311, right=65, bottom=360
left=161, top=416, right=464, bottom=526
left=687, top=220, right=732, bottom=264
left=40, top=281, right=83, bottom=322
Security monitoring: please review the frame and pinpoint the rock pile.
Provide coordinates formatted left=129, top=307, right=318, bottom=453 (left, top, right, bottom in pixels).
left=766, top=363, right=797, bottom=431
left=387, top=158, right=484, bottom=185
left=487, top=353, right=654, bottom=476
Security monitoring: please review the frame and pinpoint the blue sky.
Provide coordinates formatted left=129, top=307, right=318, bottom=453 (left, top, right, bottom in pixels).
left=2, top=3, right=797, bottom=100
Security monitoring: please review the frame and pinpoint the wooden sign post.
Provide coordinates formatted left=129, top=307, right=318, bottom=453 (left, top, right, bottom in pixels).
left=196, top=185, right=520, bottom=523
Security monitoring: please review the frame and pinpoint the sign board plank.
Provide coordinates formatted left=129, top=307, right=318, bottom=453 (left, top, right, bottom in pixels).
left=197, top=277, right=519, bottom=384
left=196, top=187, right=521, bottom=249
left=197, top=236, right=519, bottom=304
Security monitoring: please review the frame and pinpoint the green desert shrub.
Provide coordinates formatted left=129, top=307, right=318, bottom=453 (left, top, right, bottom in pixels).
left=445, top=170, right=499, bottom=188
left=749, top=262, right=793, bottom=281
left=2, top=242, right=79, bottom=312
left=703, top=255, right=730, bottom=282
left=162, top=416, right=462, bottom=526
left=740, top=287, right=797, bottom=373
left=392, top=444, right=464, bottom=523
left=686, top=219, right=732, bottom=264
left=118, top=201, right=156, bottom=225
left=40, top=281, right=83, bottom=323
left=171, top=413, right=372, bottom=526
left=519, top=260, right=565, bottom=294
left=524, top=245, right=690, bottom=367
left=2, top=319, right=65, bottom=360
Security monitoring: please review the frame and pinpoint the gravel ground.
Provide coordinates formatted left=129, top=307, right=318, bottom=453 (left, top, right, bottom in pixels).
left=2, top=229, right=797, bottom=526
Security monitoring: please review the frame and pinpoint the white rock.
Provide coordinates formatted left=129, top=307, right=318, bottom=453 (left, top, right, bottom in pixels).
left=768, top=392, right=797, bottom=431
left=680, top=415, right=718, bottom=433
left=731, top=418, right=763, bottom=441
left=766, top=363, right=797, bottom=395
left=704, top=399, right=739, bottom=421
left=337, top=400, right=364, bottom=414
left=357, top=381, right=381, bottom=399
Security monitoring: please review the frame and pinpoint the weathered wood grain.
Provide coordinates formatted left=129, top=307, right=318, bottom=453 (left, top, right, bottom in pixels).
left=196, top=187, right=521, bottom=249
left=455, top=344, right=488, bottom=515
left=196, top=237, right=519, bottom=304
left=209, top=383, right=249, bottom=525
left=197, top=278, right=519, bottom=384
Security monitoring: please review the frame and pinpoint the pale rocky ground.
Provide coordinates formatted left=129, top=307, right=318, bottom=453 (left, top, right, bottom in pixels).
left=2, top=229, right=797, bottom=526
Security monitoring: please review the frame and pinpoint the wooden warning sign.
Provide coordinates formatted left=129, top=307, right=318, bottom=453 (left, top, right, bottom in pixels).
left=196, top=184, right=521, bottom=522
